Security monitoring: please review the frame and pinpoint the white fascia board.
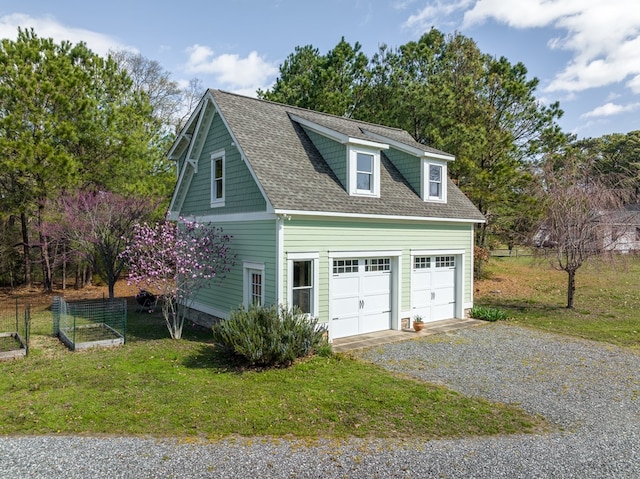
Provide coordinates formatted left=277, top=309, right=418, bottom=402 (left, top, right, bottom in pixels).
left=167, top=93, right=209, bottom=159
left=167, top=135, right=190, bottom=161
left=274, top=209, right=486, bottom=224
left=362, top=129, right=454, bottom=161
left=167, top=162, right=194, bottom=219
left=184, top=211, right=277, bottom=224
left=210, top=95, right=275, bottom=214
left=290, top=114, right=389, bottom=150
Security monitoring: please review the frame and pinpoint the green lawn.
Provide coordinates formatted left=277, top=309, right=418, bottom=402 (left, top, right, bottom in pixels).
left=477, top=255, right=640, bottom=348
left=0, top=305, right=544, bottom=439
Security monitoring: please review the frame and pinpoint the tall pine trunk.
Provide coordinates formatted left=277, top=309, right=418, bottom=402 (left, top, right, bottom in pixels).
left=20, top=212, right=31, bottom=287
left=37, top=204, right=53, bottom=292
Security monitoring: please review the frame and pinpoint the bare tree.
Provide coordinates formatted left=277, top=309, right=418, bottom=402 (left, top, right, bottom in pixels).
left=532, top=153, right=631, bottom=308
left=109, top=49, right=204, bottom=133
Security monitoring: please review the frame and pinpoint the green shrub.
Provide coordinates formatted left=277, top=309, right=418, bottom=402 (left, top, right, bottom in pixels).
left=212, top=304, right=329, bottom=366
left=469, top=305, right=509, bottom=322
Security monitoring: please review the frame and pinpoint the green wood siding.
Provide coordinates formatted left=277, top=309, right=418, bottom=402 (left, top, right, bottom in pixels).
left=194, top=220, right=277, bottom=316
left=385, top=148, right=421, bottom=194
left=302, top=127, right=347, bottom=187
left=180, top=114, right=267, bottom=217
left=282, top=217, right=474, bottom=323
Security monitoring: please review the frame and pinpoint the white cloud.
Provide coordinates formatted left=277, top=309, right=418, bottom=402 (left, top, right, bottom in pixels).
left=0, top=13, right=132, bottom=56
left=405, top=1, right=640, bottom=95
left=582, top=101, right=640, bottom=118
left=404, top=0, right=473, bottom=29
left=467, top=0, right=640, bottom=94
left=184, top=44, right=278, bottom=95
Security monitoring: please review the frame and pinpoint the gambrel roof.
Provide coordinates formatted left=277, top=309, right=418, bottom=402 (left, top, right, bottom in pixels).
left=172, top=89, right=485, bottom=223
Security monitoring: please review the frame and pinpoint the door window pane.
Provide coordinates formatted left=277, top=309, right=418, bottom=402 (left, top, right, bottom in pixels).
left=292, top=260, right=312, bottom=314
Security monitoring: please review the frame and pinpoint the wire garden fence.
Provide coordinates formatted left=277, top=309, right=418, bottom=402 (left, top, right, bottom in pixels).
left=52, top=296, right=127, bottom=351
left=0, top=299, right=31, bottom=360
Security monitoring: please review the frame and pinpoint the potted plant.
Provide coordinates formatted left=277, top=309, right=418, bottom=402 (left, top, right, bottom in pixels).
left=413, top=315, right=425, bottom=332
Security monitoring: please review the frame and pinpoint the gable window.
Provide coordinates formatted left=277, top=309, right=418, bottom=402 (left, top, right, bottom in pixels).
left=288, top=253, right=319, bottom=317
left=210, top=149, right=225, bottom=207
left=243, top=261, right=265, bottom=308
left=348, top=147, right=381, bottom=197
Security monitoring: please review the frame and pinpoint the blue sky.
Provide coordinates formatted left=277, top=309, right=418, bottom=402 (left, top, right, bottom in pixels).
left=1, top=0, right=639, bottom=140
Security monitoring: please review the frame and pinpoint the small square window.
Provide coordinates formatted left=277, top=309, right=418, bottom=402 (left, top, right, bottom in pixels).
left=333, top=259, right=359, bottom=274
left=414, top=257, right=431, bottom=269
left=365, top=258, right=390, bottom=272
left=435, top=256, right=455, bottom=268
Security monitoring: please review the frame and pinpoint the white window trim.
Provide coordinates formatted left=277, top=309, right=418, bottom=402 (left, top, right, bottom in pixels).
left=421, top=159, right=447, bottom=203
left=347, top=146, right=381, bottom=197
left=243, top=261, right=265, bottom=308
left=287, top=252, right=319, bottom=318
left=210, top=149, right=225, bottom=208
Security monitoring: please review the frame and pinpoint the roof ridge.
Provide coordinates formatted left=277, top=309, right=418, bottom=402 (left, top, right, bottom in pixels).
left=209, top=88, right=409, bottom=134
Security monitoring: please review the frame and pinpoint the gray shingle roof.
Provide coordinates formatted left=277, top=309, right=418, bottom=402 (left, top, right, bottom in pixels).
left=210, top=89, right=484, bottom=222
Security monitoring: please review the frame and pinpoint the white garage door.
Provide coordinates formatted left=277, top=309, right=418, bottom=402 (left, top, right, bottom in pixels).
left=411, top=255, right=456, bottom=322
left=331, top=258, right=391, bottom=339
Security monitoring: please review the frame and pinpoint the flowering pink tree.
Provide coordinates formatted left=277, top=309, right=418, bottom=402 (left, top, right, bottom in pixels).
left=44, top=190, right=157, bottom=298
left=122, top=219, right=234, bottom=339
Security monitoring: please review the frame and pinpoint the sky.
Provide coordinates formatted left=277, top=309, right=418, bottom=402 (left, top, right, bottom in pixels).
left=1, top=0, right=639, bottom=140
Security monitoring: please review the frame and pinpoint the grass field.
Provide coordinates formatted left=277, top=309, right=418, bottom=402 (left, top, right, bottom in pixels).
left=476, top=255, right=640, bottom=348
left=0, top=296, right=543, bottom=439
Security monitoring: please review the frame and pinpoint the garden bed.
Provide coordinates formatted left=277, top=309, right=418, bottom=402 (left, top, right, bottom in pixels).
left=0, top=332, right=27, bottom=360
left=58, top=323, right=124, bottom=351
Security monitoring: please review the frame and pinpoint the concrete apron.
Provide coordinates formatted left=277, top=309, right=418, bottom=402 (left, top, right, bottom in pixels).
left=331, top=318, right=487, bottom=353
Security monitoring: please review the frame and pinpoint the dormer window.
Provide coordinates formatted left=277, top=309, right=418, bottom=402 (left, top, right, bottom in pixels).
left=429, top=164, right=442, bottom=199
left=422, top=159, right=447, bottom=203
left=348, top=146, right=381, bottom=197
left=357, top=153, right=374, bottom=192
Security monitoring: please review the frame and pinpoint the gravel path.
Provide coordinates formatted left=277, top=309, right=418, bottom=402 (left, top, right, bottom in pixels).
left=2, top=323, right=639, bottom=478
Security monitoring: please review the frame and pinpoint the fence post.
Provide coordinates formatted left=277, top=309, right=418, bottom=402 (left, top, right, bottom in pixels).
left=52, top=296, right=61, bottom=336
left=123, top=299, right=127, bottom=344
left=24, top=305, right=30, bottom=356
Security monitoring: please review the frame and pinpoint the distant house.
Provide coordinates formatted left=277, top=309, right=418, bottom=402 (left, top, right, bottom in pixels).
left=167, top=90, right=484, bottom=341
left=603, top=205, right=640, bottom=253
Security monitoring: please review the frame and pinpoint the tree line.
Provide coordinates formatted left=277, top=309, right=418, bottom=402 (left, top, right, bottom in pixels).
left=259, top=30, right=640, bottom=308
left=0, top=29, right=203, bottom=291
left=1, top=27, right=638, bottom=308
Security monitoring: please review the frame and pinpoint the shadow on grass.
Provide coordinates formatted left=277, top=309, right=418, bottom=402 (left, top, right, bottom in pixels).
left=126, top=310, right=214, bottom=344
left=479, top=298, right=568, bottom=316
left=181, top=343, right=245, bottom=373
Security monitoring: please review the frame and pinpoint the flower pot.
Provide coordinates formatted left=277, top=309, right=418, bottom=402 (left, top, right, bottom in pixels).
left=413, top=322, right=425, bottom=332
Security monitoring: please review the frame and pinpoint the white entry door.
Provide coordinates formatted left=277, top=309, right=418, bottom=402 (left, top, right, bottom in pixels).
left=411, top=255, right=456, bottom=322
left=331, top=258, right=391, bottom=339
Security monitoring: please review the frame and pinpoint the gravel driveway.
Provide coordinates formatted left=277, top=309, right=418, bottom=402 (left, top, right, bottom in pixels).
left=1, top=323, right=639, bottom=478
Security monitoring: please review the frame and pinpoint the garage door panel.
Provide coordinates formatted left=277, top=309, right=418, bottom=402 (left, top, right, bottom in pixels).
left=331, top=258, right=391, bottom=338
left=332, top=315, right=360, bottom=338
left=432, top=287, right=455, bottom=305
left=431, top=302, right=455, bottom=321
left=433, top=269, right=455, bottom=287
left=361, top=311, right=390, bottom=334
left=411, top=256, right=457, bottom=324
